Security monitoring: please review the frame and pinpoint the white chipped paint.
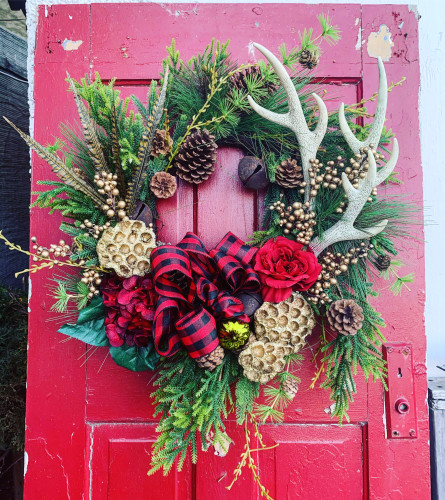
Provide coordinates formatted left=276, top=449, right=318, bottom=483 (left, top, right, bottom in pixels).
left=247, top=40, right=256, bottom=58
left=355, top=17, right=359, bottom=26
left=355, top=27, right=363, bottom=50
left=24, top=451, right=28, bottom=475
left=367, top=24, right=394, bottom=61
left=61, top=38, right=83, bottom=50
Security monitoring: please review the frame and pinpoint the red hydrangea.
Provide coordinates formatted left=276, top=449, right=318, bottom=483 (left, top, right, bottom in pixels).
left=101, top=274, right=157, bottom=347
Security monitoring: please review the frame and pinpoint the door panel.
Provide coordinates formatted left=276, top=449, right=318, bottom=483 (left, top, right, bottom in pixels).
left=87, top=424, right=192, bottom=499
left=25, top=3, right=429, bottom=499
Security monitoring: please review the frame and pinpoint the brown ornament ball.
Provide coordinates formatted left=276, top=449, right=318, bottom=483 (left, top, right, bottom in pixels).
left=234, top=291, right=264, bottom=319
left=238, top=156, right=269, bottom=189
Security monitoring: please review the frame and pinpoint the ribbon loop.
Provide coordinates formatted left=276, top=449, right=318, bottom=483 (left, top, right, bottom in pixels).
left=151, top=232, right=260, bottom=358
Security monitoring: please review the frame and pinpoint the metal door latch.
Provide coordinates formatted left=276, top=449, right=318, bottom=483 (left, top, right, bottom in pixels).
left=383, top=343, right=418, bottom=439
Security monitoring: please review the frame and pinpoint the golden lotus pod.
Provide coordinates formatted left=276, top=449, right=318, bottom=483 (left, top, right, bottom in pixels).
left=96, top=220, right=156, bottom=278
left=238, top=340, right=287, bottom=384
left=254, top=292, right=315, bottom=354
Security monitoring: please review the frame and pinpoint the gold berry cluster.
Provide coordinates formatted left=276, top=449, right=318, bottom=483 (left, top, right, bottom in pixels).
left=81, top=269, right=102, bottom=299
left=31, top=236, right=71, bottom=264
left=94, top=170, right=128, bottom=220
left=270, top=195, right=316, bottom=245
left=343, top=144, right=382, bottom=199
left=308, top=242, right=372, bottom=305
left=80, top=219, right=112, bottom=240
left=307, top=158, right=342, bottom=198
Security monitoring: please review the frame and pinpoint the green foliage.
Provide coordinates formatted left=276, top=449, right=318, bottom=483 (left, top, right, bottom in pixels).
left=149, top=352, right=241, bottom=475
left=58, top=296, right=109, bottom=346
left=0, top=287, right=27, bottom=451
left=110, top=344, right=160, bottom=372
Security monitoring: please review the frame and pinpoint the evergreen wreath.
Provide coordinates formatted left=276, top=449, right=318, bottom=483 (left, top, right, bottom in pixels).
left=2, top=15, right=418, bottom=496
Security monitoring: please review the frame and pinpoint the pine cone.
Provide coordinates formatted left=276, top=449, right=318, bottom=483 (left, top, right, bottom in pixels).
left=151, top=129, right=171, bottom=157
left=275, top=159, right=303, bottom=188
left=150, top=171, right=177, bottom=199
left=230, top=66, right=276, bottom=93
left=282, top=377, right=299, bottom=400
left=327, top=299, right=364, bottom=336
left=299, top=49, right=320, bottom=70
left=375, top=255, right=391, bottom=271
left=175, top=129, right=217, bottom=184
left=239, top=341, right=286, bottom=384
left=196, top=345, right=225, bottom=371
left=218, top=320, right=251, bottom=350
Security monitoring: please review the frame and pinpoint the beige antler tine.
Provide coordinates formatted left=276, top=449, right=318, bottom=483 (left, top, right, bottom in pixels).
left=339, top=57, right=388, bottom=154
left=247, top=43, right=328, bottom=202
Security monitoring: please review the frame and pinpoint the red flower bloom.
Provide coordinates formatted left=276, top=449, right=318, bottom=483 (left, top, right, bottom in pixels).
left=254, top=237, right=322, bottom=303
left=101, top=274, right=157, bottom=347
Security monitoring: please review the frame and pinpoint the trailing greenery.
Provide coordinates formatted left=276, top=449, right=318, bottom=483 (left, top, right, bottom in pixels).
left=149, top=351, right=241, bottom=475
left=0, top=287, right=27, bottom=451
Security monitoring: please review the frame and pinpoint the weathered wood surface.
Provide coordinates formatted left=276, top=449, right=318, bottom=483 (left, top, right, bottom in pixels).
left=25, top=4, right=428, bottom=499
left=429, top=378, right=445, bottom=500
left=0, top=26, right=29, bottom=289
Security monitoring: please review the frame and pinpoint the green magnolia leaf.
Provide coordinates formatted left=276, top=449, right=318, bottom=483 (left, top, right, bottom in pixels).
left=58, top=296, right=109, bottom=346
left=77, top=295, right=105, bottom=323
left=109, top=343, right=160, bottom=372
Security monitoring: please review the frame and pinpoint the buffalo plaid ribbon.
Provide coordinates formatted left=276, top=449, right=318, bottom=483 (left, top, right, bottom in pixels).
left=150, top=232, right=260, bottom=359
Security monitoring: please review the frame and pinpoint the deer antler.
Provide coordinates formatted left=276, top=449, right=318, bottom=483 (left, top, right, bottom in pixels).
left=339, top=57, right=387, bottom=154
left=309, top=57, right=399, bottom=256
left=309, top=146, right=398, bottom=257
left=247, top=43, right=328, bottom=202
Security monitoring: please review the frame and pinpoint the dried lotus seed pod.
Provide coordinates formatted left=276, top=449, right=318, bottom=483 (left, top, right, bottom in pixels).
left=96, top=220, right=156, bottom=278
left=254, top=292, right=315, bottom=354
left=239, top=340, right=286, bottom=384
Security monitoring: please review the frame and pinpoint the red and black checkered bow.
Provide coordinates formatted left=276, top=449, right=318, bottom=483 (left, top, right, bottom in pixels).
left=150, top=232, right=260, bottom=359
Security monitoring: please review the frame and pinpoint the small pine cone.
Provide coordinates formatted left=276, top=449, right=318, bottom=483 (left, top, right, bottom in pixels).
left=275, top=159, right=303, bottom=188
left=282, top=377, right=299, bottom=400
left=230, top=66, right=277, bottom=93
left=196, top=345, right=225, bottom=371
left=175, top=129, right=217, bottom=184
left=327, top=299, right=364, bottom=336
left=151, top=129, right=171, bottom=157
left=150, top=171, right=177, bottom=199
left=375, top=255, right=391, bottom=271
left=299, top=49, right=320, bottom=70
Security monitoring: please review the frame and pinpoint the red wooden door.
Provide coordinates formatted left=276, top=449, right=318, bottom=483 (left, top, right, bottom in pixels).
left=25, top=4, right=429, bottom=499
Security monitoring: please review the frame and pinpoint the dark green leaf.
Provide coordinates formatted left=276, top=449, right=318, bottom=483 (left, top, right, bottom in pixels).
left=58, top=296, right=108, bottom=346
left=109, top=343, right=160, bottom=371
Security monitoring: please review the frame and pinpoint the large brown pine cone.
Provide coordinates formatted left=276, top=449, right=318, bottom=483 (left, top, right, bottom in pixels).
left=196, top=345, right=225, bottom=371
left=327, top=299, right=364, bottom=336
left=299, top=49, right=320, bottom=70
left=275, top=159, right=303, bottom=188
left=151, top=129, right=171, bottom=157
left=175, top=129, right=217, bottom=184
left=150, top=171, right=177, bottom=199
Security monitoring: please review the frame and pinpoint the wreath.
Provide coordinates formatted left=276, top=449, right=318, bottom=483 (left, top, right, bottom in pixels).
left=2, top=15, right=417, bottom=496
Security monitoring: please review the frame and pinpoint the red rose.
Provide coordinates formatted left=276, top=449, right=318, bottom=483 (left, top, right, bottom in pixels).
left=254, top=237, right=322, bottom=303
left=101, top=274, right=157, bottom=347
